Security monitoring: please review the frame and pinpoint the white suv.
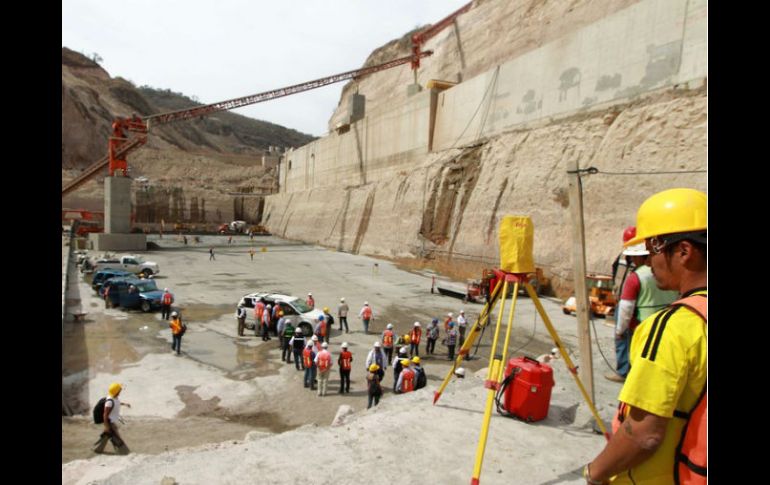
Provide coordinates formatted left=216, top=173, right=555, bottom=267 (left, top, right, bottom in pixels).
left=236, top=292, right=323, bottom=337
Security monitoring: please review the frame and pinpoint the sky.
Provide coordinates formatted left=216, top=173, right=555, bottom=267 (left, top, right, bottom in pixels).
left=62, top=0, right=470, bottom=137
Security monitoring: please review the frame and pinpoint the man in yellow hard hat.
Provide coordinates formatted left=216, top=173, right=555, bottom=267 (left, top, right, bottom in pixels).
left=585, top=188, right=707, bottom=484
left=92, top=382, right=132, bottom=454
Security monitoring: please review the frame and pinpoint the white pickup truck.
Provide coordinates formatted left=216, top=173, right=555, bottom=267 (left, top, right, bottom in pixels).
left=94, top=254, right=160, bottom=277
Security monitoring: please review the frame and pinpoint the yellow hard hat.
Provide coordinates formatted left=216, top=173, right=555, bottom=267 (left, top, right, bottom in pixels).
left=369, top=364, right=380, bottom=372
left=625, top=188, right=707, bottom=246
left=108, top=382, right=122, bottom=397
left=411, top=356, right=421, bottom=364
left=323, top=306, right=330, bottom=313
left=401, top=359, right=411, bottom=367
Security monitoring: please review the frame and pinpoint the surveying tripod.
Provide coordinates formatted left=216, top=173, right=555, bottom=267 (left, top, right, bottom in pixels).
left=432, top=270, right=610, bottom=485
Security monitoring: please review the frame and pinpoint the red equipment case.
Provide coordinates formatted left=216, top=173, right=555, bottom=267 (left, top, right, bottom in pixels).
left=502, top=356, right=555, bottom=422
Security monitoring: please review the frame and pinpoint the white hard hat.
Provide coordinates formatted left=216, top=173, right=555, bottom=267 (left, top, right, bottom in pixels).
left=386, top=323, right=393, bottom=329
left=448, top=312, right=453, bottom=317
left=414, top=321, right=421, bottom=327
left=321, top=342, right=328, bottom=348
left=459, top=309, right=465, bottom=314
left=312, top=335, right=318, bottom=341
left=340, top=297, right=345, bottom=302
left=399, top=347, right=407, bottom=354
left=374, top=341, right=381, bottom=347
left=341, top=342, right=348, bottom=348
left=306, top=341, right=313, bottom=347
left=623, top=242, right=649, bottom=256
left=455, top=367, right=466, bottom=377
left=164, top=288, right=169, bottom=292
left=364, top=301, right=369, bottom=305
left=171, top=311, right=178, bottom=317
left=308, top=292, right=312, bottom=296
left=551, top=347, right=558, bottom=355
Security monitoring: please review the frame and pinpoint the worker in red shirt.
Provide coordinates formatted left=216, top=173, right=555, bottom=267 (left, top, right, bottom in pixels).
left=338, top=342, right=353, bottom=394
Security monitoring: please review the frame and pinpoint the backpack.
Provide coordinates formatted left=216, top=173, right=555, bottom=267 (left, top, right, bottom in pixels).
left=415, top=368, right=427, bottom=390
left=93, top=397, right=113, bottom=424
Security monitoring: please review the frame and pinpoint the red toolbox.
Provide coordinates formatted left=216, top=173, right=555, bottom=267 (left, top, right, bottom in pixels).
left=502, top=356, right=555, bottom=422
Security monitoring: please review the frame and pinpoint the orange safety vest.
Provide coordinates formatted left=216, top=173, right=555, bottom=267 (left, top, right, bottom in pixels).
left=362, top=306, right=372, bottom=320
left=317, top=351, right=331, bottom=372
left=382, top=330, right=394, bottom=348
left=339, top=351, right=352, bottom=370
left=162, top=292, right=172, bottom=305
left=318, top=321, right=326, bottom=337
left=611, top=294, right=707, bottom=485
left=400, top=368, right=415, bottom=393
left=255, top=302, right=264, bottom=320
left=409, top=328, right=422, bottom=344
left=303, top=348, right=314, bottom=368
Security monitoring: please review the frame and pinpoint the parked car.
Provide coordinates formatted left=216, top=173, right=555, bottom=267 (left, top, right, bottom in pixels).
left=91, top=269, right=133, bottom=293
left=94, top=254, right=160, bottom=277
left=101, top=277, right=166, bottom=312
left=236, top=292, right=323, bottom=337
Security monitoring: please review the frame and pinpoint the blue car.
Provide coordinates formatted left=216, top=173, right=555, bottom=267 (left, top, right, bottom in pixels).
left=91, top=269, right=133, bottom=293
left=101, top=277, right=166, bottom=312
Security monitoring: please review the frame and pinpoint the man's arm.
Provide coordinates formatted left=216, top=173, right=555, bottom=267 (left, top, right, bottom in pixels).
left=587, top=406, right=669, bottom=482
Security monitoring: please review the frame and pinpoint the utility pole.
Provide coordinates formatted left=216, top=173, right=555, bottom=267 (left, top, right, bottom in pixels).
left=566, top=149, right=595, bottom=403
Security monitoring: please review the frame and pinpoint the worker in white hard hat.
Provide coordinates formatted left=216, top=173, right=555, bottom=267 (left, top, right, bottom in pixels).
left=338, top=297, right=349, bottom=333
left=365, top=340, right=386, bottom=381
left=457, top=310, right=467, bottom=347
left=409, top=322, right=422, bottom=357
left=161, top=288, right=174, bottom=320
left=306, top=292, right=315, bottom=309
left=454, top=367, right=466, bottom=378
left=392, top=346, right=409, bottom=392
left=314, top=341, right=333, bottom=397
left=381, top=323, right=395, bottom=363
left=359, top=301, right=374, bottom=334
left=338, top=342, right=353, bottom=394
left=444, top=312, right=454, bottom=332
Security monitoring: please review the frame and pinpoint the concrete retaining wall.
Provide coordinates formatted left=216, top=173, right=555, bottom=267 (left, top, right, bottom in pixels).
left=432, top=0, right=707, bottom=150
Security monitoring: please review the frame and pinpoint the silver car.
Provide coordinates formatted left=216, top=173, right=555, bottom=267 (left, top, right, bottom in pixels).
left=236, top=292, right=323, bottom=337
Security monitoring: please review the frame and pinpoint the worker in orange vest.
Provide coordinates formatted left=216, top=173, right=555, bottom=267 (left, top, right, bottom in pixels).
left=381, top=323, right=395, bottom=363
left=409, top=322, right=422, bottom=357
left=314, top=342, right=333, bottom=397
left=338, top=342, right=353, bottom=394
left=396, top=359, right=415, bottom=394
left=306, top=292, right=315, bottom=309
left=302, top=341, right=317, bottom=390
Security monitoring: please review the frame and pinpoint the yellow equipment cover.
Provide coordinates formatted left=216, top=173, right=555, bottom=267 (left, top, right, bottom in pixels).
left=499, top=216, right=534, bottom=273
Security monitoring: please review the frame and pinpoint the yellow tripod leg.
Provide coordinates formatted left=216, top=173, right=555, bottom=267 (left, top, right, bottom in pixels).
left=523, top=282, right=609, bottom=439
left=433, top=278, right=504, bottom=404
left=470, top=281, right=519, bottom=485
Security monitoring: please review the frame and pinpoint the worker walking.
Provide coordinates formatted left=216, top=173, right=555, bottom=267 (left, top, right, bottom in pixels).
left=382, top=323, right=395, bottom=363
left=426, top=318, right=440, bottom=355
left=160, top=288, right=174, bottom=320
left=391, top=347, right=409, bottom=392
left=92, top=382, right=131, bottom=454
left=281, top=316, right=295, bottom=363
left=306, top=292, right=315, bottom=309
left=249, top=248, right=255, bottom=261
left=409, top=322, right=422, bottom=357
left=209, top=247, right=215, bottom=260
left=314, top=342, right=333, bottom=397
left=338, top=297, right=349, bottom=333
left=338, top=342, right=353, bottom=394
left=261, top=304, right=272, bottom=341
left=585, top=188, right=707, bottom=484
left=359, top=301, right=374, bottom=334
left=169, top=311, right=185, bottom=355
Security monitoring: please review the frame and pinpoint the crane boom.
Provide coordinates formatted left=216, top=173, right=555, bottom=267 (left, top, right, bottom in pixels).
left=62, top=50, right=432, bottom=197
left=411, top=1, right=472, bottom=70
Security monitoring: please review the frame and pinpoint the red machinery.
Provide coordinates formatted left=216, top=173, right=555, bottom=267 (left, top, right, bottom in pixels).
left=410, top=1, right=473, bottom=71
left=62, top=50, right=434, bottom=197
left=498, top=356, right=555, bottom=422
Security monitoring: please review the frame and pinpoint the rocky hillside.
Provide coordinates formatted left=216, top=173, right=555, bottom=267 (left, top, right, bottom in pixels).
left=61, top=47, right=314, bottom=220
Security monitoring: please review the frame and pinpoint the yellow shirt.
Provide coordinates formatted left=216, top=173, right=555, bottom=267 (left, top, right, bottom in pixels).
left=611, top=290, right=707, bottom=485
left=170, top=318, right=183, bottom=335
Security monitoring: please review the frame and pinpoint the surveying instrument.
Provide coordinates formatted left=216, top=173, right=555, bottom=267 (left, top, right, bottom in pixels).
left=432, top=216, right=609, bottom=485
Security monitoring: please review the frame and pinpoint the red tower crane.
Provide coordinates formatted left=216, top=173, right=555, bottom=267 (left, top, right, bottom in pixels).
left=62, top=50, right=433, bottom=197
left=410, top=1, right=473, bottom=71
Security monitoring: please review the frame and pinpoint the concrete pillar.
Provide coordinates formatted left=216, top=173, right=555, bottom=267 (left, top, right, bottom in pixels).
left=105, top=176, right=132, bottom=234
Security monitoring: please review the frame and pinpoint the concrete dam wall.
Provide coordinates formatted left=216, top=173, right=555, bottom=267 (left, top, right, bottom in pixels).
left=264, top=0, right=707, bottom=294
